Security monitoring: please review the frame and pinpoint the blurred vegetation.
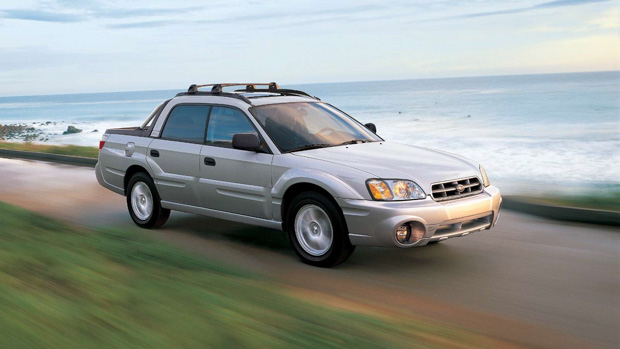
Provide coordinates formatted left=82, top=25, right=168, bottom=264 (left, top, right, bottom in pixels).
left=0, top=141, right=98, bottom=158
left=0, top=202, right=500, bottom=348
left=518, top=190, right=620, bottom=212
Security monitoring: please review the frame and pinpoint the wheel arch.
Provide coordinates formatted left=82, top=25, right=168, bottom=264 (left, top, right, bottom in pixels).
left=280, top=182, right=350, bottom=232
left=273, top=169, right=364, bottom=228
left=124, top=165, right=152, bottom=195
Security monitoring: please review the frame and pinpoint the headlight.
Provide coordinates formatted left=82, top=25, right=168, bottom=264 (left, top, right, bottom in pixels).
left=480, top=165, right=490, bottom=187
left=366, top=179, right=426, bottom=201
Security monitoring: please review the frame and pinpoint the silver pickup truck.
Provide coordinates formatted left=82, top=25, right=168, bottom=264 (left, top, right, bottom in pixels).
left=96, top=82, right=502, bottom=267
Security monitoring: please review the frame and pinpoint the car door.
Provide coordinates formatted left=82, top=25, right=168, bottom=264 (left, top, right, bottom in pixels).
left=147, top=104, right=210, bottom=207
left=199, top=106, right=273, bottom=218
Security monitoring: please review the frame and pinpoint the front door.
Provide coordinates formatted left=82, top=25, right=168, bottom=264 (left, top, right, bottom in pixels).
left=147, top=104, right=210, bottom=207
left=199, top=106, right=273, bottom=218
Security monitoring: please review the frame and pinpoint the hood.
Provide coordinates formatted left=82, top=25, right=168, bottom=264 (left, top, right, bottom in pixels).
left=293, top=141, right=481, bottom=191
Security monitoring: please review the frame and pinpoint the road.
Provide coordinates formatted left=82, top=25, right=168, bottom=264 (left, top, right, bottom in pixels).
left=1, top=157, right=618, bottom=348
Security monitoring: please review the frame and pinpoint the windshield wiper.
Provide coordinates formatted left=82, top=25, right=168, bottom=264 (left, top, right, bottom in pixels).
left=337, top=139, right=372, bottom=146
left=287, top=144, right=333, bottom=153
left=288, top=140, right=372, bottom=153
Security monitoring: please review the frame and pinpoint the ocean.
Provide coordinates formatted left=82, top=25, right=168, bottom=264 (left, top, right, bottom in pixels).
left=1, top=71, right=618, bottom=194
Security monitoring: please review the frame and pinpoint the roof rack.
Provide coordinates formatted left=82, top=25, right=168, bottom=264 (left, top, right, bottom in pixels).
left=234, top=88, right=319, bottom=100
left=176, top=90, right=252, bottom=104
left=182, top=82, right=320, bottom=102
left=188, top=82, right=278, bottom=94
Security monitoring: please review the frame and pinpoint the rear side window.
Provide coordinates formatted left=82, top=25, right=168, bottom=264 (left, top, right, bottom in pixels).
left=206, top=107, right=257, bottom=148
left=161, top=105, right=210, bottom=143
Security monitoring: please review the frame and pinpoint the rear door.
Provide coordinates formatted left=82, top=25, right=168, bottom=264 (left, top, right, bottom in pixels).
left=147, top=105, right=210, bottom=207
left=199, top=106, right=273, bottom=218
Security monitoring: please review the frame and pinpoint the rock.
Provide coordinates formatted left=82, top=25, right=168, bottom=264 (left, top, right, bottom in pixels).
left=63, top=126, right=82, bottom=135
left=0, top=124, right=27, bottom=140
left=92, top=129, right=98, bottom=132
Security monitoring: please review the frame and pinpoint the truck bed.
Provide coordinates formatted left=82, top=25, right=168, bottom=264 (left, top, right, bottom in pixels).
left=105, top=127, right=150, bottom=137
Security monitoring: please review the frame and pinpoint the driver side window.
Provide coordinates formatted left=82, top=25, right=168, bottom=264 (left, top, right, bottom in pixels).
left=206, top=106, right=257, bottom=148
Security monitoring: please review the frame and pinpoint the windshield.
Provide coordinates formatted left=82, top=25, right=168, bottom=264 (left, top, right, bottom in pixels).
left=251, top=102, right=380, bottom=153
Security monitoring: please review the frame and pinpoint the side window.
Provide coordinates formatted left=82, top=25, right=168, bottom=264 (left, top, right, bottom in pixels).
left=161, top=105, right=210, bottom=143
left=206, top=107, right=257, bottom=148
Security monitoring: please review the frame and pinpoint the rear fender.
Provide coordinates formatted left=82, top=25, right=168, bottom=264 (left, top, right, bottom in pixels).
left=98, top=134, right=154, bottom=191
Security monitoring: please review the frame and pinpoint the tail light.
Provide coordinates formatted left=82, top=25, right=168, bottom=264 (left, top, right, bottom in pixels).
left=99, top=134, right=109, bottom=150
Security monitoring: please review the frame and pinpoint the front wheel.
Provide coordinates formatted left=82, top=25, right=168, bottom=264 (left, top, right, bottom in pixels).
left=126, top=172, right=170, bottom=229
left=286, top=192, right=355, bottom=267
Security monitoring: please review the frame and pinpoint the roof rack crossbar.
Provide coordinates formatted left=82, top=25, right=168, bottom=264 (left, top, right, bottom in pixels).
left=188, top=82, right=279, bottom=94
left=183, top=82, right=318, bottom=103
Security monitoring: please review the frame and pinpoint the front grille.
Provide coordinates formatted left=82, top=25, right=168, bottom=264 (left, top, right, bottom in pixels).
left=431, top=176, right=483, bottom=201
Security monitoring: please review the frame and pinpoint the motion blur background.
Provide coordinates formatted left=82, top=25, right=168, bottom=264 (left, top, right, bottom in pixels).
left=0, top=0, right=618, bottom=348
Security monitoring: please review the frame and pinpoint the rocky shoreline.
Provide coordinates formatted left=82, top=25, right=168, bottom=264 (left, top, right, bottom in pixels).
left=0, top=123, right=87, bottom=142
left=0, top=124, right=44, bottom=142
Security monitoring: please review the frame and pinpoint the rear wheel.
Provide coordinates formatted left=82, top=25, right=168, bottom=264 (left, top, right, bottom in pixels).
left=286, top=192, right=355, bottom=267
left=126, top=172, right=170, bottom=229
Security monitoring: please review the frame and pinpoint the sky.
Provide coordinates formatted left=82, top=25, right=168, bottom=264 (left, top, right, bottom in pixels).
left=0, top=0, right=618, bottom=96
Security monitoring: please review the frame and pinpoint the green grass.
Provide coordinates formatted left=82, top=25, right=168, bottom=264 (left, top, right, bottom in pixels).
left=543, top=195, right=620, bottom=211
left=0, top=202, right=497, bottom=348
left=515, top=191, right=620, bottom=212
left=0, top=141, right=98, bottom=159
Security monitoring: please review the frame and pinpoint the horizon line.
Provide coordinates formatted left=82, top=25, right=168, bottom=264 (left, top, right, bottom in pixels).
left=1, top=69, right=618, bottom=99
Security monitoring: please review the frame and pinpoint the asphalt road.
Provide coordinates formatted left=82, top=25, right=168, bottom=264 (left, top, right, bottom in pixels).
left=1, top=157, right=618, bottom=348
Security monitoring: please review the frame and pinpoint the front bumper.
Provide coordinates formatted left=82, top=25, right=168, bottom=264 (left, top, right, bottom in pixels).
left=337, top=185, right=502, bottom=247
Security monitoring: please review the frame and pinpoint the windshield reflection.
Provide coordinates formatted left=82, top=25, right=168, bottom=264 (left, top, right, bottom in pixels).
left=252, top=102, right=380, bottom=153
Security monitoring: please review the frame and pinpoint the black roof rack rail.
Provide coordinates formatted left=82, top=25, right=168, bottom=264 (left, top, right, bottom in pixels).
left=177, top=89, right=252, bottom=105
left=233, top=88, right=320, bottom=100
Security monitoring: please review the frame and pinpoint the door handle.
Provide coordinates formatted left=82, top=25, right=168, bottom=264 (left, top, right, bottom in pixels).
left=150, top=149, right=160, bottom=157
left=203, top=157, right=216, bottom=166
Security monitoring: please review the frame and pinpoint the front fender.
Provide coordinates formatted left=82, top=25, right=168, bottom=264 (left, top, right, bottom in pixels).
left=271, top=168, right=365, bottom=222
left=272, top=168, right=365, bottom=200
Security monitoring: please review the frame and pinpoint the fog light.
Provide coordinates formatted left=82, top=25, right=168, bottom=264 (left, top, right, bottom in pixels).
left=395, top=225, right=411, bottom=243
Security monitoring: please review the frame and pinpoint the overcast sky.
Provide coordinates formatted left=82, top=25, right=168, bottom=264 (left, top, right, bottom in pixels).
left=0, top=0, right=618, bottom=96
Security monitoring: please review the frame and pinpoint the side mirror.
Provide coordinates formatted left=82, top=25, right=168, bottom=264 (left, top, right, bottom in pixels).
left=365, top=123, right=377, bottom=133
left=232, top=133, right=261, bottom=151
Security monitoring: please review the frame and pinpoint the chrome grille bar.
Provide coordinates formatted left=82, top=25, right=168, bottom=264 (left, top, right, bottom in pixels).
left=431, top=176, right=483, bottom=201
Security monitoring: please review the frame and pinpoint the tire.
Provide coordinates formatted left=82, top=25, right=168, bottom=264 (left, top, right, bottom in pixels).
left=286, top=192, right=355, bottom=267
left=126, top=172, right=170, bottom=229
